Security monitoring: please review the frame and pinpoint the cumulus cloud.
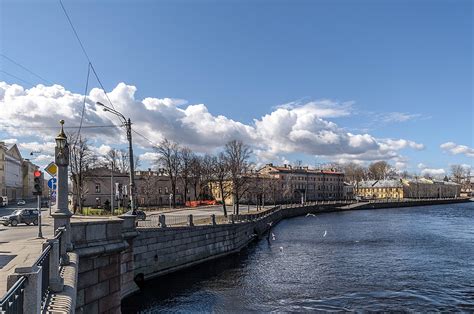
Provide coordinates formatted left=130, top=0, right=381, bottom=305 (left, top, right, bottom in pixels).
left=420, top=168, right=446, bottom=177
left=440, top=142, right=474, bottom=158
left=139, top=152, right=159, bottom=162
left=1, top=81, right=424, bottom=167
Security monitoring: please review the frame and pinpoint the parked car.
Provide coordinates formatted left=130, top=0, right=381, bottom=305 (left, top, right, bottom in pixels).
left=126, top=209, right=147, bottom=221
left=1, top=209, right=39, bottom=226
left=16, top=200, right=26, bottom=206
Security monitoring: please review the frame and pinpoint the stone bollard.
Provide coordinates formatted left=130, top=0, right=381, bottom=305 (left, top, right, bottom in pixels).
left=187, top=214, right=194, bottom=227
left=45, top=239, right=64, bottom=293
left=7, top=266, right=42, bottom=314
left=119, top=212, right=138, bottom=233
left=211, top=214, right=216, bottom=226
left=230, top=214, right=235, bottom=224
left=158, top=214, right=166, bottom=228
left=55, top=226, right=70, bottom=266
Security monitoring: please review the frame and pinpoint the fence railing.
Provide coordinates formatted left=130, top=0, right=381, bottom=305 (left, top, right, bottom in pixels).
left=136, top=197, right=464, bottom=229
left=0, top=226, right=67, bottom=314
left=33, top=245, right=52, bottom=309
left=0, top=276, right=26, bottom=314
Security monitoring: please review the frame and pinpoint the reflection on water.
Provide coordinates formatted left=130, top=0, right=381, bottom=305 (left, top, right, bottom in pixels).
left=122, top=202, right=474, bottom=312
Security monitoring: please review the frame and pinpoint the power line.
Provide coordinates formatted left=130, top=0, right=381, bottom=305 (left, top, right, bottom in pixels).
left=0, top=70, right=34, bottom=87
left=58, top=0, right=92, bottom=64
left=76, top=63, right=91, bottom=144
left=58, top=0, right=117, bottom=111
left=2, top=125, right=122, bottom=130
left=132, top=129, right=159, bottom=147
left=0, top=53, right=52, bottom=85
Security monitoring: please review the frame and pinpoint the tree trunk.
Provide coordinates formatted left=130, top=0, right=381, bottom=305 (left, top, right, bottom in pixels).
left=219, top=182, right=227, bottom=217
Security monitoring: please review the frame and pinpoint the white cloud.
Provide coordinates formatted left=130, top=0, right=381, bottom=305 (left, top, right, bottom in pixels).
left=0, top=81, right=425, bottom=167
left=378, top=112, right=423, bottom=123
left=420, top=168, right=446, bottom=177
left=139, top=152, right=159, bottom=162
left=440, top=142, right=474, bottom=158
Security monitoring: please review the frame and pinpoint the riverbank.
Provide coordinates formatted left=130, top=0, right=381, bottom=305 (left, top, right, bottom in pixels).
left=121, top=198, right=471, bottom=299
left=123, top=201, right=474, bottom=312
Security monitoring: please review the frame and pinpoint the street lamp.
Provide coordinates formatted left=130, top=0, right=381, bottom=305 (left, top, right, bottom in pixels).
left=52, top=119, right=73, bottom=260
left=96, top=101, right=136, bottom=215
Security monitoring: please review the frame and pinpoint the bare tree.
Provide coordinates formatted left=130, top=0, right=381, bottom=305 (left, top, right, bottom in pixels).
left=154, top=139, right=181, bottom=207
left=450, top=164, right=466, bottom=184
left=69, top=133, right=97, bottom=214
left=179, top=147, right=194, bottom=204
left=199, top=154, right=215, bottom=199
left=223, top=140, right=252, bottom=215
left=368, top=161, right=391, bottom=180
left=104, top=148, right=141, bottom=173
left=212, top=153, right=232, bottom=216
left=189, top=155, right=202, bottom=200
left=343, top=163, right=367, bottom=183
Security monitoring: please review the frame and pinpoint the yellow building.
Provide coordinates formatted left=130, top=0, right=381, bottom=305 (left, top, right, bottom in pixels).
left=356, top=180, right=404, bottom=199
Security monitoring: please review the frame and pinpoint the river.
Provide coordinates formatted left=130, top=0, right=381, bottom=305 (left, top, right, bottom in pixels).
left=122, top=202, right=474, bottom=312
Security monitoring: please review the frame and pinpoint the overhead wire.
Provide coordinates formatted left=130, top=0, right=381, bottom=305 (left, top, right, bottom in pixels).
left=58, top=0, right=117, bottom=111
left=0, top=53, right=53, bottom=85
left=75, top=62, right=92, bottom=145
left=0, top=70, right=34, bottom=87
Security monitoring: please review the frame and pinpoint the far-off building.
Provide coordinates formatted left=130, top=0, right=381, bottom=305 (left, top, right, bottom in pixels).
left=74, top=167, right=197, bottom=210
left=356, top=178, right=460, bottom=199
left=0, top=142, right=40, bottom=202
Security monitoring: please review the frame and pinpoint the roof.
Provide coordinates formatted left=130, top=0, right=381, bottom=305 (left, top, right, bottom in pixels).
left=358, top=180, right=403, bottom=188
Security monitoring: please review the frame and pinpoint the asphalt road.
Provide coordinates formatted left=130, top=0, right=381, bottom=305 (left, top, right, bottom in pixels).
left=0, top=200, right=54, bottom=242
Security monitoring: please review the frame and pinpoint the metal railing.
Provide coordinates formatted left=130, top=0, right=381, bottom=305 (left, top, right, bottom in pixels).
left=0, top=226, right=66, bottom=313
left=34, top=244, right=52, bottom=309
left=0, top=276, right=27, bottom=314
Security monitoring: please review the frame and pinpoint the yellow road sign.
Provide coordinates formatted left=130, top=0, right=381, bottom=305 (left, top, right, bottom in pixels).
left=44, top=162, right=58, bottom=177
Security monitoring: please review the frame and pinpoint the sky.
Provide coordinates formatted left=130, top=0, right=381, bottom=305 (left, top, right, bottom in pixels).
left=0, top=0, right=472, bottom=177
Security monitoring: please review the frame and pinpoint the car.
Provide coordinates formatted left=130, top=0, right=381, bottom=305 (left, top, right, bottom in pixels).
left=1, top=209, right=39, bottom=226
left=126, top=209, right=147, bottom=221
left=16, top=200, right=26, bottom=206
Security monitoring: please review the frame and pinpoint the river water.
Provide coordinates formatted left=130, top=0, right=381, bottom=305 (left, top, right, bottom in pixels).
left=122, top=202, right=474, bottom=312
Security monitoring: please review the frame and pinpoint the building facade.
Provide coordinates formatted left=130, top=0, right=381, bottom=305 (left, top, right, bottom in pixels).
left=356, top=178, right=460, bottom=199
left=258, top=164, right=345, bottom=201
left=0, top=142, right=40, bottom=201
left=77, top=167, right=197, bottom=209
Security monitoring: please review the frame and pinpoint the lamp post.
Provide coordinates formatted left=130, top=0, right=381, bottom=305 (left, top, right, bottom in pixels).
left=51, top=120, right=72, bottom=257
left=96, top=102, right=136, bottom=215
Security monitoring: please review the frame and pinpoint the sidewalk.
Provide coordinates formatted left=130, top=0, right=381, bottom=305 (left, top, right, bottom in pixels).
left=0, top=238, right=46, bottom=296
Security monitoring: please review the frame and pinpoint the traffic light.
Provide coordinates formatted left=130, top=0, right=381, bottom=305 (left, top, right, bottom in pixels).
left=33, top=170, right=43, bottom=196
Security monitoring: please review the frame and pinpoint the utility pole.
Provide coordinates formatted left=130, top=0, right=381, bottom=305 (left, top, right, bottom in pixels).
left=111, top=163, right=114, bottom=215
left=96, top=102, right=136, bottom=215
left=126, top=118, right=136, bottom=213
left=37, top=194, right=43, bottom=238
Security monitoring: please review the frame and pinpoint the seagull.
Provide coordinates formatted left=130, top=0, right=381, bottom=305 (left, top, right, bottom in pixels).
left=272, top=233, right=276, bottom=241
left=306, top=213, right=316, bottom=217
left=279, top=246, right=283, bottom=252
left=323, top=230, right=327, bottom=237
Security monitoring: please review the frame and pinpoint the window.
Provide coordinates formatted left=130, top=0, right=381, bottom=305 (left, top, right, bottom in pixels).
left=159, top=187, right=162, bottom=194
left=95, top=183, right=101, bottom=193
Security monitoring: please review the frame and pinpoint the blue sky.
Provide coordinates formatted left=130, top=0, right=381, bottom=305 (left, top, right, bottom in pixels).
left=0, top=0, right=472, bottom=176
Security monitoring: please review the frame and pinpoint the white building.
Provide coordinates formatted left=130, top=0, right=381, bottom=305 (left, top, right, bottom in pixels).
left=0, top=143, right=24, bottom=200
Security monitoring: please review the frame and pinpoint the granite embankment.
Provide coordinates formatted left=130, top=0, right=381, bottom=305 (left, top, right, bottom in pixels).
left=69, top=197, right=470, bottom=313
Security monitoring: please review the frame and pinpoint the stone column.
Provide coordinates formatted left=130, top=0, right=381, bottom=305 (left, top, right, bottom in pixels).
left=45, top=239, right=64, bottom=292
left=52, top=162, right=72, bottom=261
left=211, top=214, right=216, bottom=226
left=7, top=266, right=42, bottom=314
left=158, top=214, right=166, bottom=228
